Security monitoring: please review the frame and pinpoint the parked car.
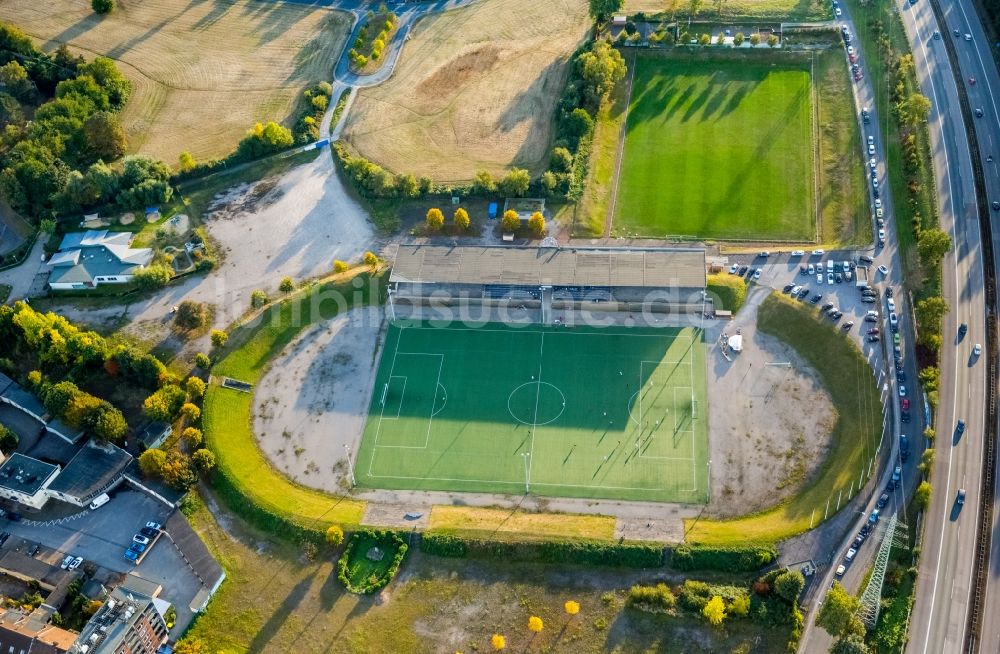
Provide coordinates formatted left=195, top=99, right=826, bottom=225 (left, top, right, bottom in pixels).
left=836, top=564, right=846, bottom=577
left=728, top=263, right=739, bottom=274
left=784, top=283, right=795, bottom=293
left=860, top=254, right=874, bottom=264
left=123, top=549, right=139, bottom=563
left=877, top=493, right=889, bottom=509
left=139, top=527, right=159, bottom=538
left=68, top=556, right=83, bottom=571
left=811, top=294, right=822, bottom=303
left=753, top=268, right=762, bottom=280
left=845, top=548, right=857, bottom=563
left=868, top=335, right=880, bottom=342
left=133, top=534, right=150, bottom=546
left=827, top=272, right=834, bottom=285
left=60, top=555, right=74, bottom=570
left=842, top=321, right=854, bottom=330
left=129, top=542, right=147, bottom=554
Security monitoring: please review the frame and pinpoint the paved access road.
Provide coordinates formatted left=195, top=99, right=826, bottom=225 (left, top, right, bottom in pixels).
left=929, top=1, right=1000, bottom=651
left=883, top=1, right=989, bottom=652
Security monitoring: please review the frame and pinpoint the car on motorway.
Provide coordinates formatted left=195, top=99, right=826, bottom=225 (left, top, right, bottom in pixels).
left=862, top=109, right=870, bottom=123
left=852, top=535, right=864, bottom=550
left=887, top=298, right=895, bottom=312
left=893, top=466, right=901, bottom=484
left=728, top=263, right=739, bottom=274
left=869, top=157, right=877, bottom=170
left=933, top=30, right=940, bottom=40
left=897, top=371, right=906, bottom=382
left=899, top=385, right=907, bottom=397
left=976, top=108, right=984, bottom=118
left=993, top=201, right=1000, bottom=211
left=959, top=323, right=968, bottom=336
left=901, top=435, right=910, bottom=460
left=965, top=33, right=973, bottom=41
left=958, top=489, right=966, bottom=505
left=970, top=76, right=977, bottom=85
left=901, top=398, right=910, bottom=411
left=869, top=509, right=880, bottom=526
left=877, top=227, right=886, bottom=241
left=954, top=28, right=962, bottom=37
left=974, top=343, right=982, bottom=357
left=902, top=411, right=911, bottom=423
left=957, top=419, right=966, bottom=434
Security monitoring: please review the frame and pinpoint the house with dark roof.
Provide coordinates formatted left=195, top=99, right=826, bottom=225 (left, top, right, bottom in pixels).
left=45, top=441, right=132, bottom=508
left=0, top=454, right=60, bottom=509
left=137, top=423, right=170, bottom=451
left=0, top=373, right=47, bottom=422
left=48, top=230, right=153, bottom=290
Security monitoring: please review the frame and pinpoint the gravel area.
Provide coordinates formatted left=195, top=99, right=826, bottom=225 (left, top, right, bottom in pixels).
left=706, top=286, right=837, bottom=518
left=254, top=305, right=386, bottom=493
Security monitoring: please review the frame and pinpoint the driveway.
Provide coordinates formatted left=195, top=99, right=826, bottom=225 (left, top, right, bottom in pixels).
left=0, top=236, right=45, bottom=302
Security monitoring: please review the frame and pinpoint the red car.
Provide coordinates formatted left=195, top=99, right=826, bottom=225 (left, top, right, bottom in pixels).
left=901, top=398, right=910, bottom=410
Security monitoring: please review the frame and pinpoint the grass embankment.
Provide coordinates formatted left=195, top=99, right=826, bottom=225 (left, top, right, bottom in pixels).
left=845, top=0, right=939, bottom=295
left=183, top=493, right=793, bottom=653
left=623, top=0, right=830, bottom=21
left=685, top=293, right=881, bottom=545
left=707, top=273, right=748, bottom=313
left=203, top=271, right=385, bottom=531
left=428, top=506, right=616, bottom=541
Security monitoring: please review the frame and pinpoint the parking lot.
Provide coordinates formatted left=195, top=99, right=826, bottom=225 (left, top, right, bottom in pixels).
left=0, top=489, right=207, bottom=633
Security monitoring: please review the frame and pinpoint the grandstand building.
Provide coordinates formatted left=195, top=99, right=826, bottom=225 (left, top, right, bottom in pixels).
left=388, top=245, right=707, bottom=321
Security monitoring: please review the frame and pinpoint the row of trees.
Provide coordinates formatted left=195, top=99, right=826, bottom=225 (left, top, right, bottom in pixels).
left=348, top=6, right=397, bottom=69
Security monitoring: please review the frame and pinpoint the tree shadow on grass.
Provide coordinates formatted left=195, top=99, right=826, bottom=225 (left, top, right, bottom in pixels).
left=245, top=575, right=313, bottom=653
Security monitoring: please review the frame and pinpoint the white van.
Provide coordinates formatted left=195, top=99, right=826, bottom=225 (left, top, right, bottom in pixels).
left=89, top=493, right=110, bottom=510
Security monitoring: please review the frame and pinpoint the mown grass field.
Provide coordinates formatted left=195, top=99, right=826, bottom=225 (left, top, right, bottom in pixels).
left=612, top=51, right=815, bottom=240
left=202, top=272, right=387, bottom=530
left=184, top=492, right=794, bottom=653
left=0, top=0, right=350, bottom=163
left=685, top=293, right=881, bottom=544
left=342, top=0, right=590, bottom=182
left=428, top=506, right=616, bottom=541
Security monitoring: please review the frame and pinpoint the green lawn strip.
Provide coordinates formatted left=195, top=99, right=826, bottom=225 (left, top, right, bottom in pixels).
left=612, top=50, right=814, bottom=241
left=574, top=51, right=633, bottom=237
left=357, top=323, right=709, bottom=504
left=624, top=0, right=830, bottom=21
left=203, top=272, right=387, bottom=532
left=814, top=47, right=870, bottom=246
left=685, top=293, right=881, bottom=545
left=845, top=0, right=938, bottom=296
left=707, top=273, right=747, bottom=313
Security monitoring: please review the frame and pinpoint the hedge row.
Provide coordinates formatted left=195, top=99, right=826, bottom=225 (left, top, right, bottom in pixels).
left=209, top=465, right=325, bottom=544
left=669, top=545, right=778, bottom=573
left=420, top=533, right=664, bottom=568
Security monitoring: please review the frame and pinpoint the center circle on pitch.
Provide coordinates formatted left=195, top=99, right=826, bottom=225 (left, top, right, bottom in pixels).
left=508, top=382, right=566, bottom=426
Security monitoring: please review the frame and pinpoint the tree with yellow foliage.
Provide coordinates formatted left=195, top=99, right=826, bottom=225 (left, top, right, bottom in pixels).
left=528, top=211, right=546, bottom=237
left=501, top=210, right=520, bottom=233
left=454, top=207, right=470, bottom=231
left=564, top=600, right=580, bottom=617
left=703, top=595, right=726, bottom=626
left=490, top=634, right=506, bottom=650
left=426, top=208, right=444, bottom=232
left=528, top=615, right=543, bottom=632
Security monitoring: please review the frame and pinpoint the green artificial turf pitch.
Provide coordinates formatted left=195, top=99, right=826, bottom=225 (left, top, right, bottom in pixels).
left=613, top=54, right=816, bottom=241
left=356, top=322, right=709, bottom=503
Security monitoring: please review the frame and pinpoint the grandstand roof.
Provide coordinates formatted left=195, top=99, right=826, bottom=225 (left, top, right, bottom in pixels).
left=390, top=246, right=706, bottom=289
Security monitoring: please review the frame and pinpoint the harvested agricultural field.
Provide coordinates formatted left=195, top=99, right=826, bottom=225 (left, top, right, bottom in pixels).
left=0, top=0, right=350, bottom=163
left=341, top=0, right=590, bottom=183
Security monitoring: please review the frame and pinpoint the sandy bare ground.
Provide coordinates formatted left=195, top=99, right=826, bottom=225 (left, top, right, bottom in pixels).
left=254, top=306, right=385, bottom=493
left=705, top=287, right=836, bottom=517
left=42, top=153, right=377, bottom=364
left=341, top=0, right=590, bottom=182
left=0, top=0, right=350, bottom=162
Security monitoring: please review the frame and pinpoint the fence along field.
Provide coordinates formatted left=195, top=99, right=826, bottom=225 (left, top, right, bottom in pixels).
left=0, top=0, right=350, bottom=162
left=612, top=51, right=816, bottom=241
left=356, top=323, right=710, bottom=503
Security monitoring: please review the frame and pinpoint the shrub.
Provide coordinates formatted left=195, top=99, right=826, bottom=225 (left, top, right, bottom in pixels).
left=311, top=94, right=328, bottom=112
left=679, top=580, right=712, bottom=611
left=454, top=207, right=470, bottom=231
left=210, top=330, right=228, bottom=348
left=134, top=264, right=172, bottom=289
left=142, top=385, right=186, bottom=421
left=528, top=211, right=546, bottom=237
left=333, top=260, right=350, bottom=273
left=279, top=277, right=295, bottom=293
left=194, top=353, right=211, bottom=369
left=425, top=207, right=444, bottom=232
left=179, top=402, right=201, bottom=422
left=364, top=251, right=379, bottom=267
left=670, top=545, right=777, bottom=572
left=326, top=525, right=345, bottom=547
left=501, top=210, right=520, bottom=233
left=182, top=427, right=203, bottom=448
left=173, top=301, right=211, bottom=331
left=192, top=448, right=216, bottom=473
left=773, top=570, right=805, bottom=604
left=627, top=583, right=676, bottom=612
left=138, top=449, right=166, bottom=477
left=92, top=0, right=114, bottom=14
left=0, top=425, right=19, bottom=454
left=250, top=289, right=269, bottom=308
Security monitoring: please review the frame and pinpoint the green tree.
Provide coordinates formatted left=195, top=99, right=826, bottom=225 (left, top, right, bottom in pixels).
left=178, top=151, right=196, bottom=172
left=578, top=40, right=627, bottom=105
left=138, top=449, right=166, bottom=477
left=699, top=33, right=711, bottom=45
left=832, top=634, right=870, bottom=654
left=425, top=207, right=445, bottom=232
left=0, top=61, right=36, bottom=103
left=90, top=404, right=127, bottom=442
left=92, top=0, right=115, bottom=14
left=501, top=210, right=520, bottom=232
left=550, top=147, right=573, bottom=173
left=279, top=276, right=295, bottom=293
left=326, top=524, right=345, bottom=546
left=498, top=168, right=531, bottom=197
left=160, top=450, right=197, bottom=489
left=142, top=385, right=186, bottom=422
left=180, top=402, right=201, bottom=422
left=528, top=211, right=546, bottom=236
left=192, top=448, right=216, bottom=473
left=0, top=424, right=19, bottom=454
left=915, top=481, right=932, bottom=510
left=364, top=251, right=379, bottom=267
left=250, top=289, right=269, bottom=308
left=588, top=0, right=624, bottom=20
left=734, top=32, right=745, bottom=46
left=333, top=260, right=349, bottom=273
left=185, top=377, right=206, bottom=399
left=914, top=296, right=948, bottom=333
left=39, top=218, right=56, bottom=234
left=134, top=265, right=172, bottom=290
left=902, top=92, right=932, bottom=126
left=767, top=34, right=779, bottom=47
left=702, top=595, right=726, bottom=626
left=750, top=33, right=761, bottom=45
left=182, top=427, right=203, bottom=449
left=773, top=570, right=805, bottom=604
left=83, top=111, right=127, bottom=160
left=194, top=353, right=211, bottom=369
left=917, top=228, right=952, bottom=264
left=919, top=448, right=935, bottom=476
left=564, top=108, right=594, bottom=141
left=454, top=207, right=470, bottom=231
left=817, top=582, right=864, bottom=638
